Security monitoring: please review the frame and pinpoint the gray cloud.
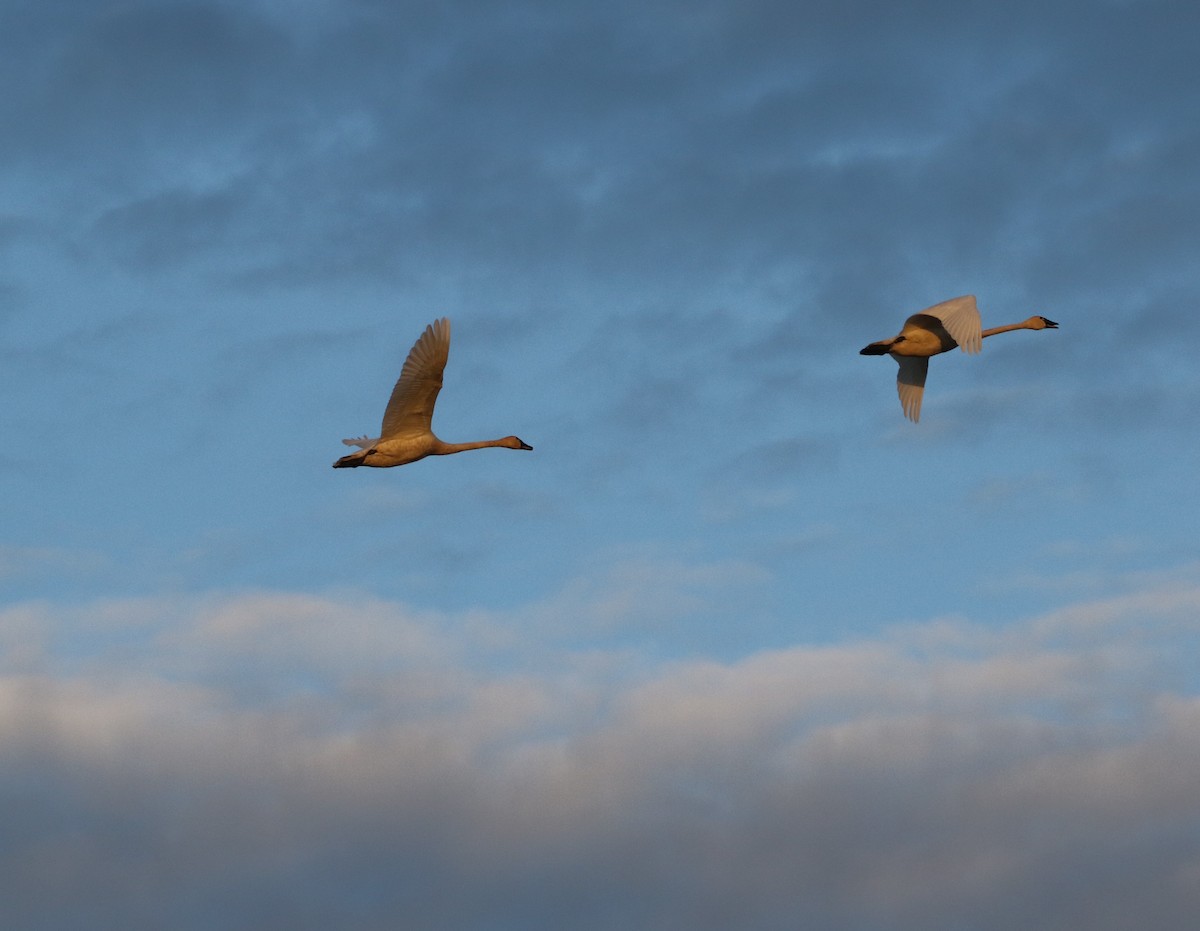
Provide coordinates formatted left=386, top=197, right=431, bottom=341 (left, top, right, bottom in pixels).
left=4, top=0, right=1190, bottom=317
left=4, top=0, right=1195, bottom=469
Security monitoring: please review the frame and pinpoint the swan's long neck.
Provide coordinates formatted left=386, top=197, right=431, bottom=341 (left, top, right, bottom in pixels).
left=432, top=438, right=511, bottom=455
left=981, top=321, right=1034, bottom=339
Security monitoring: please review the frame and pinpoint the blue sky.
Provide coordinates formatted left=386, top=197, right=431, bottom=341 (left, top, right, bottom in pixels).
left=3, top=0, right=1200, bottom=927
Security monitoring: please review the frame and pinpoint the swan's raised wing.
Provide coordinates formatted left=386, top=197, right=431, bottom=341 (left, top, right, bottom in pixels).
left=919, top=294, right=981, bottom=354
left=895, top=355, right=929, bottom=422
left=341, top=435, right=376, bottom=449
left=380, top=318, right=451, bottom=438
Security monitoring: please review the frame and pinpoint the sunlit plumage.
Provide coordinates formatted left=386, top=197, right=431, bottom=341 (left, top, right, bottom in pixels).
left=859, top=295, right=1058, bottom=422
left=333, top=318, right=533, bottom=468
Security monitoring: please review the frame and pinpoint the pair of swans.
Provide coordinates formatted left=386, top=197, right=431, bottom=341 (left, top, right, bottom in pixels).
left=334, top=295, right=1057, bottom=468
left=859, top=295, right=1057, bottom=422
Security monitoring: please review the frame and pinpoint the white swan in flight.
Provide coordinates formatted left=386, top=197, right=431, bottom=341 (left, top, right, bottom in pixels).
left=333, top=318, right=533, bottom=468
left=860, top=295, right=1058, bottom=422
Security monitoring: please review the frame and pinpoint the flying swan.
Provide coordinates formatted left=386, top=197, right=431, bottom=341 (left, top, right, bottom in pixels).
left=859, top=295, right=1058, bottom=422
left=333, top=318, right=533, bottom=468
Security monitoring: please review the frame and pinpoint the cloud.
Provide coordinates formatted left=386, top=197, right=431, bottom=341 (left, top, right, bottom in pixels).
left=1, top=3, right=291, bottom=165
left=2, top=570, right=1199, bottom=928
left=0, top=544, right=108, bottom=586
left=522, top=553, right=771, bottom=638
left=6, top=0, right=1197, bottom=428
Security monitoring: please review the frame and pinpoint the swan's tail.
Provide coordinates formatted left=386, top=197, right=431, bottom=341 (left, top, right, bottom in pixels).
left=333, top=450, right=368, bottom=469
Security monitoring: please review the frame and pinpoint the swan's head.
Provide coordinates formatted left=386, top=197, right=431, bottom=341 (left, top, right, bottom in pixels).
left=502, top=436, right=533, bottom=451
left=1030, top=315, right=1058, bottom=329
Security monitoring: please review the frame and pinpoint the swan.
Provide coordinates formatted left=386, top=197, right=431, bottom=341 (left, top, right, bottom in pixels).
left=333, top=317, right=532, bottom=468
left=859, top=295, right=1058, bottom=422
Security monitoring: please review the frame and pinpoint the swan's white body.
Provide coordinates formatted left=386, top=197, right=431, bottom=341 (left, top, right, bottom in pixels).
left=860, top=295, right=1057, bottom=422
left=333, top=318, right=532, bottom=468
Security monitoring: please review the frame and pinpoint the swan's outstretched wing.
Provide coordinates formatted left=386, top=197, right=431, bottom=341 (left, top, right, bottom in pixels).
left=895, top=355, right=929, bottom=422
left=919, top=294, right=981, bottom=354
left=341, top=435, right=376, bottom=449
left=380, top=318, right=451, bottom=438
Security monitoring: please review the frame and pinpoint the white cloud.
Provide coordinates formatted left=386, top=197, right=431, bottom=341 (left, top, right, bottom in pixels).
left=2, top=570, right=1199, bottom=928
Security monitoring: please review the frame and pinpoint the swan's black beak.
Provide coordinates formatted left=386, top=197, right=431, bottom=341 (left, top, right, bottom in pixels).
left=1041, top=317, right=1059, bottom=328
left=519, top=440, right=533, bottom=450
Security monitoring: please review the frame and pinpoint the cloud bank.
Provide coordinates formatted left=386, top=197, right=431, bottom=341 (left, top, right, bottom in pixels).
left=3, top=571, right=1199, bottom=930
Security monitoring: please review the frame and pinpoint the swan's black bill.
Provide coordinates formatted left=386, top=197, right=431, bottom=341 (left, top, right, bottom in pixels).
left=1040, top=317, right=1059, bottom=328
left=519, top=440, right=534, bottom=450
left=859, top=343, right=890, bottom=355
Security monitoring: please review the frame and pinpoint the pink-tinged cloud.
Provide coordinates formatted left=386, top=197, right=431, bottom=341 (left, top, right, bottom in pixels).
left=1, top=570, right=1198, bottom=929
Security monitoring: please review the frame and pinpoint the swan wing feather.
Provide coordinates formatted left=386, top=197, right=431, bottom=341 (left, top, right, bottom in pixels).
left=895, top=355, right=929, bottom=422
left=380, top=318, right=450, bottom=438
left=921, top=294, right=981, bottom=354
